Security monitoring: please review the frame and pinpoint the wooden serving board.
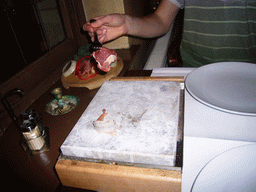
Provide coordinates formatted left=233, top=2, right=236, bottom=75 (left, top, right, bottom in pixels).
left=56, top=159, right=181, bottom=192
left=61, top=57, right=123, bottom=90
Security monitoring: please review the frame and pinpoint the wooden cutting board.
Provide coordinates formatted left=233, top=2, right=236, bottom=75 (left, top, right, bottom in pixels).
left=61, top=57, right=123, bottom=90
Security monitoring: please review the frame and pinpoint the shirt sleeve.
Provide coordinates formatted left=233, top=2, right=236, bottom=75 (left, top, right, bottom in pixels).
left=168, top=0, right=184, bottom=8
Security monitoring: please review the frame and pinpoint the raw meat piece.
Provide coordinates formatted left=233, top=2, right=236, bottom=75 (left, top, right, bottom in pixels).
left=74, top=56, right=98, bottom=80
left=75, top=58, right=91, bottom=76
left=97, top=109, right=107, bottom=121
left=93, top=109, right=117, bottom=133
left=92, top=47, right=117, bottom=72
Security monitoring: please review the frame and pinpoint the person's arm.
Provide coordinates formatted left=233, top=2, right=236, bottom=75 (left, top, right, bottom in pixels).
left=126, top=0, right=179, bottom=38
left=83, top=0, right=179, bottom=44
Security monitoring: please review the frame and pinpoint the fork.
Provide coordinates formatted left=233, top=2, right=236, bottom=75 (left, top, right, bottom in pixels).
left=90, top=19, right=102, bottom=52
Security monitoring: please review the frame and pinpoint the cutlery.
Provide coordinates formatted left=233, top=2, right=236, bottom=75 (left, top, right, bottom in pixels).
left=90, top=19, right=102, bottom=52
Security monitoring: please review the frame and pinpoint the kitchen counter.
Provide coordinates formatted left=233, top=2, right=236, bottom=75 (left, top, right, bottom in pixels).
left=0, top=46, right=152, bottom=191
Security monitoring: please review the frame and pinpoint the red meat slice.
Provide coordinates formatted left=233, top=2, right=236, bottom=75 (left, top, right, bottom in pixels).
left=78, top=59, right=91, bottom=76
left=92, top=47, right=117, bottom=72
left=74, top=58, right=92, bottom=76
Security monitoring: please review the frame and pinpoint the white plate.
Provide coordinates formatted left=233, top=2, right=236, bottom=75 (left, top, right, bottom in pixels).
left=185, top=62, right=256, bottom=116
left=192, top=144, right=256, bottom=192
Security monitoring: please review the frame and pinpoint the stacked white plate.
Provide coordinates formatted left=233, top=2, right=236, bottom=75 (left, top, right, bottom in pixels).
left=183, top=62, right=256, bottom=192
left=184, top=62, right=256, bottom=142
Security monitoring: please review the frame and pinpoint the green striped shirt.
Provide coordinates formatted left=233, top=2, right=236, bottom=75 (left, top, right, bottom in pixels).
left=169, top=0, right=256, bottom=67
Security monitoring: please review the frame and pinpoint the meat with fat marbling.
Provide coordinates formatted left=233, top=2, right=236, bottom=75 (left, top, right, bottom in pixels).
left=92, top=47, right=117, bottom=72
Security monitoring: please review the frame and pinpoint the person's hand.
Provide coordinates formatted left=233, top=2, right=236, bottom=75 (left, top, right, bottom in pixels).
left=83, top=14, right=127, bottom=44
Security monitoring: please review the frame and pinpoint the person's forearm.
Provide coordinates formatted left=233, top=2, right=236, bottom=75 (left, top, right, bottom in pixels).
left=124, top=0, right=179, bottom=38
left=124, top=15, right=168, bottom=38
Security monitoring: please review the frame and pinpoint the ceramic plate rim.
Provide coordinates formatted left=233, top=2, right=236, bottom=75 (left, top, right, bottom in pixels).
left=191, top=144, right=256, bottom=192
left=185, top=62, right=256, bottom=116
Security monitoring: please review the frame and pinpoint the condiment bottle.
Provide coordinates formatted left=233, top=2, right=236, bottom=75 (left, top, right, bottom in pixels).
left=21, top=109, right=44, bottom=136
left=20, top=120, right=45, bottom=151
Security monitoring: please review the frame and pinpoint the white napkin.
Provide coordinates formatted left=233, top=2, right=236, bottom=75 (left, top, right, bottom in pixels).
left=151, top=67, right=195, bottom=77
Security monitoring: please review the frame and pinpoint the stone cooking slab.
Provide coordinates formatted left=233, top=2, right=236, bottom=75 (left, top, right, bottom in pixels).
left=60, top=81, right=181, bottom=167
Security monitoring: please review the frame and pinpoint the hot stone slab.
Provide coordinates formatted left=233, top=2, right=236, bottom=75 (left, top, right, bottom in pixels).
left=60, top=81, right=181, bottom=167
